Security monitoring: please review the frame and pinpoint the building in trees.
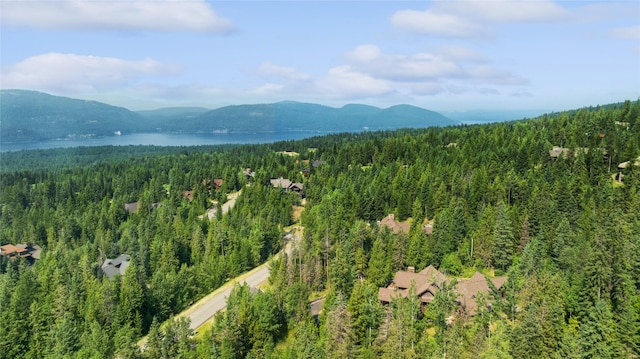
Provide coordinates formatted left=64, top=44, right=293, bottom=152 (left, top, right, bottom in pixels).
left=379, top=214, right=410, bottom=234
left=378, top=265, right=507, bottom=316
left=0, top=243, right=42, bottom=263
left=270, top=177, right=304, bottom=196
left=101, top=254, right=131, bottom=279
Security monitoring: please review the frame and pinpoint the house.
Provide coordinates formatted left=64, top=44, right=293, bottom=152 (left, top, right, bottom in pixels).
left=271, top=177, right=292, bottom=189
left=0, top=243, right=42, bottom=263
left=549, top=146, right=571, bottom=158
left=549, top=146, right=593, bottom=159
left=124, top=202, right=139, bottom=213
left=243, top=168, right=255, bottom=178
left=101, top=254, right=131, bottom=279
left=378, top=265, right=507, bottom=316
left=455, top=271, right=508, bottom=316
left=378, top=265, right=447, bottom=305
left=616, top=156, right=640, bottom=184
left=379, top=214, right=432, bottom=235
left=618, top=156, right=640, bottom=170
left=379, top=214, right=410, bottom=234
left=270, top=177, right=304, bottom=196
left=213, top=179, right=224, bottom=190
left=124, top=202, right=162, bottom=213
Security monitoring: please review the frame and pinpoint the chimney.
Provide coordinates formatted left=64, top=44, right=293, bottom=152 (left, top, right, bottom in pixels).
left=407, top=266, right=415, bottom=273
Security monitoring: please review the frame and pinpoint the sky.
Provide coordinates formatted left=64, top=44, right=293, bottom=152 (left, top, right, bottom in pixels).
left=1, top=0, right=639, bottom=112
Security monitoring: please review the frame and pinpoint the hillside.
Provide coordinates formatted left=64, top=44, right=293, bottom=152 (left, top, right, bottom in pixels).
left=0, top=89, right=144, bottom=142
left=171, top=101, right=457, bottom=133
left=136, top=107, right=211, bottom=127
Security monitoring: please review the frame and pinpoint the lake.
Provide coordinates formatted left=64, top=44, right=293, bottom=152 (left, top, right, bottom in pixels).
left=0, top=132, right=330, bottom=152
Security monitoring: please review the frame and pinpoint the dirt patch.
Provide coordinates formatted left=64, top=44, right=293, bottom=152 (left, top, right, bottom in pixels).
left=292, top=205, right=305, bottom=222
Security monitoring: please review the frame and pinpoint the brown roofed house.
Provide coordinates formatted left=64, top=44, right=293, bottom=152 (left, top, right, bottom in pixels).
left=455, top=272, right=507, bottom=316
left=378, top=265, right=507, bottom=316
left=380, top=214, right=410, bottom=234
left=378, top=265, right=447, bottom=306
left=0, top=243, right=42, bottom=263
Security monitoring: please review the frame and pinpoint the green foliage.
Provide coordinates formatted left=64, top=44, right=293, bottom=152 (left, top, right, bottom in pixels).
left=1, top=99, right=639, bottom=358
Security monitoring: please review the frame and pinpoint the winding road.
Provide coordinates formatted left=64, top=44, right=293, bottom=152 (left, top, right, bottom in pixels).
left=138, top=192, right=302, bottom=348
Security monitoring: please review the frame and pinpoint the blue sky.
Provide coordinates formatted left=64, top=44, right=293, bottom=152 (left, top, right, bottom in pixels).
left=1, top=1, right=638, bottom=111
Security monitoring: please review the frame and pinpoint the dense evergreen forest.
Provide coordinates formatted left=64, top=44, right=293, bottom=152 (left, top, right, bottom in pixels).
left=1, top=100, right=639, bottom=358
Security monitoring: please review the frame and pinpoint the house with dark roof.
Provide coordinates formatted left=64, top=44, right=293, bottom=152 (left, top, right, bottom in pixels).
left=378, top=265, right=507, bottom=316
left=101, top=254, right=131, bottom=279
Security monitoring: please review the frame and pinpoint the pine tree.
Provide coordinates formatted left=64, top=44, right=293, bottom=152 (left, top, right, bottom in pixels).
left=492, top=202, right=514, bottom=271
left=578, top=300, right=617, bottom=359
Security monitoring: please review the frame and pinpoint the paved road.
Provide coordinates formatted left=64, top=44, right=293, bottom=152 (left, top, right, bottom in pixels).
left=186, top=263, right=271, bottom=329
left=185, top=225, right=300, bottom=330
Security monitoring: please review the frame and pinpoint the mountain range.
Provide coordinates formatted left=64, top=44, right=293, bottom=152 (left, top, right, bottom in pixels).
left=1, top=89, right=459, bottom=143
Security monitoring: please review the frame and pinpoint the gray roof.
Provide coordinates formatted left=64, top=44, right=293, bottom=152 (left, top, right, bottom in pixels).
left=101, top=254, right=131, bottom=279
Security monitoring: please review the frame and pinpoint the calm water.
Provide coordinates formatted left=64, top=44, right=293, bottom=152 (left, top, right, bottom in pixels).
left=0, top=132, right=328, bottom=152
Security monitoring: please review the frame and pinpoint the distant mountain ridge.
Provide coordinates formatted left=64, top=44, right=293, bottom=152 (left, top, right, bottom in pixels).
left=1, top=89, right=458, bottom=143
left=1, top=89, right=145, bottom=142
left=166, top=101, right=457, bottom=133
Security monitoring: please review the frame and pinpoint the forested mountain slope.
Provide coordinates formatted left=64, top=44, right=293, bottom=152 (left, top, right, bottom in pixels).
left=0, top=89, right=145, bottom=142
left=0, top=100, right=638, bottom=358
left=159, top=101, right=458, bottom=133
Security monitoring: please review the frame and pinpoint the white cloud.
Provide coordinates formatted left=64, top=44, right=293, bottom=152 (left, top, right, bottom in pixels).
left=466, top=65, right=529, bottom=86
left=257, top=62, right=311, bottom=82
left=405, top=82, right=445, bottom=96
left=392, top=0, right=567, bottom=38
left=610, top=25, right=640, bottom=40
left=343, top=45, right=525, bottom=86
left=442, top=0, right=567, bottom=23
left=346, top=45, right=462, bottom=81
left=317, top=66, right=395, bottom=100
left=391, top=9, right=484, bottom=38
left=1, top=0, right=235, bottom=33
left=243, top=45, right=529, bottom=104
left=436, top=45, right=486, bottom=62
left=1, top=53, right=180, bottom=93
